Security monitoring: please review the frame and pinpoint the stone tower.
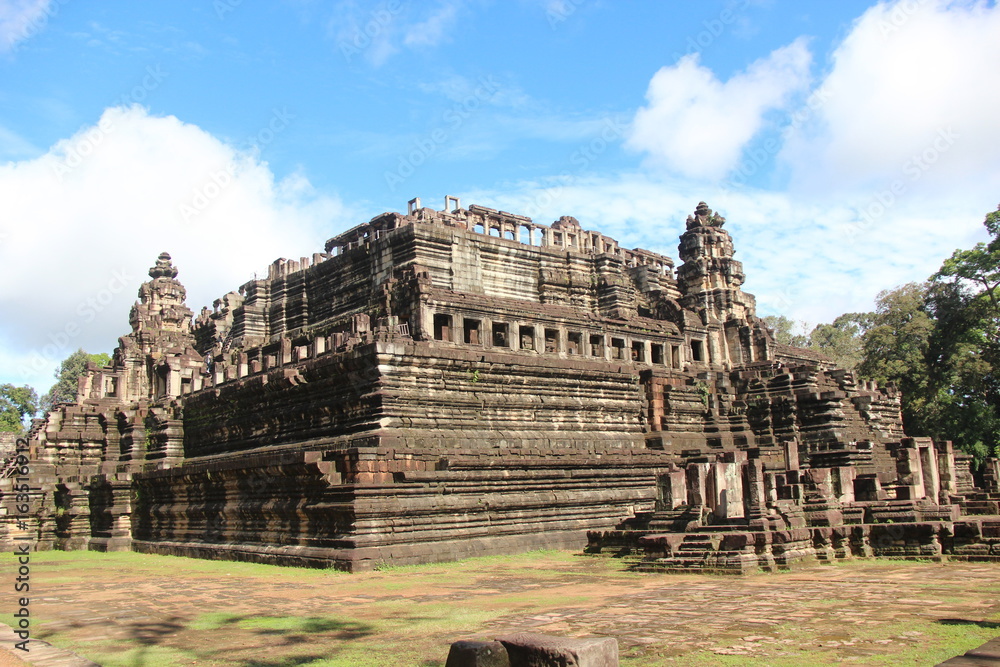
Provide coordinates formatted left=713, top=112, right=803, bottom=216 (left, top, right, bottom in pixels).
left=676, top=202, right=768, bottom=365
left=77, top=252, right=202, bottom=405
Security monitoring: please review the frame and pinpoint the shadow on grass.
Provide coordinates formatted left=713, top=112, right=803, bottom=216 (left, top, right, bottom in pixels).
left=937, top=618, right=1000, bottom=630
left=113, top=614, right=376, bottom=667
left=130, top=617, right=187, bottom=645
left=240, top=655, right=336, bottom=667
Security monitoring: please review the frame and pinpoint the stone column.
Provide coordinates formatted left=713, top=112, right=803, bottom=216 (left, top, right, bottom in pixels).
left=783, top=439, right=800, bottom=472
left=919, top=441, right=940, bottom=504
left=984, top=458, right=1000, bottom=493
left=896, top=439, right=925, bottom=500
left=936, top=440, right=957, bottom=502
left=657, top=469, right=687, bottom=511
left=685, top=463, right=708, bottom=508
left=745, top=458, right=768, bottom=527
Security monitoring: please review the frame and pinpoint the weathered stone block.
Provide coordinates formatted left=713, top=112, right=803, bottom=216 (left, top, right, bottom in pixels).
left=446, top=640, right=510, bottom=667
left=496, top=633, right=618, bottom=667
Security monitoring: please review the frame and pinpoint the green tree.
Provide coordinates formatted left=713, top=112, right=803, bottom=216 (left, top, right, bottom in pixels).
left=0, top=384, right=39, bottom=433
left=855, top=283, right=941, bottom=439
left=41, top=349, right=112, bottom=411
left=925, top=204, right=1000, bottom=461
left=763, top=315, right=809, bottom=347
left=807, top=313, right=867, bottom=370
left=840, top=205, right=1000, bottom=464
left=936, top=204, right=1000, bottom=332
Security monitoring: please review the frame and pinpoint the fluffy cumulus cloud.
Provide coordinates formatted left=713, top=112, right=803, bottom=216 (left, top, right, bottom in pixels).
left=781, top=0, right=1000, bottom=200
left=0, top=106, right=354, bottom=392
left=627, top=38, right=812, bottom=181
left=556, top=0, right=997, bottom=331
left=0, top=0, right=53, bottom=52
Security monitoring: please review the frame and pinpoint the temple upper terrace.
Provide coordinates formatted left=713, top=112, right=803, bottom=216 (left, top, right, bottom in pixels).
left=294, top=196, right=676, bottom=280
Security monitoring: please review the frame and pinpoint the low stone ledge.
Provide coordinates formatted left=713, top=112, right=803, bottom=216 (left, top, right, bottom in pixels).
left=936, top=635, right=1000, bottom=665
left=495, top=632, right=619, bottom=667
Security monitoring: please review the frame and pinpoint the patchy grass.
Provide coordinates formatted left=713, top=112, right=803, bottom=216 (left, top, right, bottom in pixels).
left=2, top=550, right=998, bottom=667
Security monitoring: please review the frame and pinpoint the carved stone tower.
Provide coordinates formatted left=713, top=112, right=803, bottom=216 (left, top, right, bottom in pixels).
left=110, top=252, right=201, bottom=402
left=676, top=202, right=769, bottom=365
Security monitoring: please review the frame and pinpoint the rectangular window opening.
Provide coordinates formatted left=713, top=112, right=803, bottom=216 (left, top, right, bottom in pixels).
left=691, top=340, right=704, bottom=362
left=519, top=325, right=535, bottom=350
left=433, top=314, right=452, bottom=341
left=590, top=335, right=603, bottom=357
left=544, top=328, right=559, bottom=353
left=651, top=343, right=664, bottom=365
left=492, top=322, right=509, bottom=347
left=464, top=318, right=481, bottom=345
left=567, top=332, right=582, bottom=355
left=611, top=337, right=626, bottom=360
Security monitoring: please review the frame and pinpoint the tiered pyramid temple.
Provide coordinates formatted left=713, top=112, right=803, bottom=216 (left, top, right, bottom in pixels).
left=5, top=199, right=999, bottom=571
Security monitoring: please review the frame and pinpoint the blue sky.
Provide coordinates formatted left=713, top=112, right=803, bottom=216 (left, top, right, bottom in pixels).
left=2, top=0, right=999, bottom=395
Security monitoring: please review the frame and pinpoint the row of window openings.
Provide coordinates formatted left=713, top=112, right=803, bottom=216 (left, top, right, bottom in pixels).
left=471, top=224, right=612, bottom=252
left=433, top=315, right=705, bottom=366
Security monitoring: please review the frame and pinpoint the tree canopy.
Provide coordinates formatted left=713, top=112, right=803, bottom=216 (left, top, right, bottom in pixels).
left=764, top=314, right=865, bottom=370
left=776, top=205, right=1000, bottom=464
left=0, top=384, right=38, bottom=433
left=41, top=349, right=112, bottom=411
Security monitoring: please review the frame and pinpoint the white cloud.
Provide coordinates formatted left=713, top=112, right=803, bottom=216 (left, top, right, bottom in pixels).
left=403, top=2, right=460, bottom=48
left=0, top=0, right=52, bottom=53
left=461, top=170, right=989, bottom=328
left=0, top=106, right=355, bottom=393
left=627, top=38, right=812, bottom=180
left=330, top=0, right=462, bottom=66
left=781, top=0, right=1000, bottom=199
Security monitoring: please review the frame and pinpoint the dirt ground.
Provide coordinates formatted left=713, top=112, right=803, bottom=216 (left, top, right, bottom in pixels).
left=2, top=550, right=999, bottom=666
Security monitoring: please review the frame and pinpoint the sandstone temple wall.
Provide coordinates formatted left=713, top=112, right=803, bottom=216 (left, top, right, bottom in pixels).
left=5, top=199, right=997, bottom=570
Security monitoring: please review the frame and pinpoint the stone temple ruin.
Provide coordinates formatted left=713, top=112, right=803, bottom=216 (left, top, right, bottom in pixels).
left=3, top=199, right=999, bottom=572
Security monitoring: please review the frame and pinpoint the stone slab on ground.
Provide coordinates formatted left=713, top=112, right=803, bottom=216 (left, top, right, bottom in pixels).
left=446, top=640, right=511, bottom=667
left=496, top=632, right=618, bottom=667
left=0, top=624, right=97, bottom=667
left=937, top=636, right=1000, bottom=666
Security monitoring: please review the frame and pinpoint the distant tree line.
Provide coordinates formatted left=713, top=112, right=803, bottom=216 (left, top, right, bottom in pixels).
left=766, top=204, right=1000, bottom=464
left=0, top=349, right=110, bottom=434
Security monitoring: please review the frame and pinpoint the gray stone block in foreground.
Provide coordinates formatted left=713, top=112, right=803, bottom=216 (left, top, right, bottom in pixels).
left=495, top=632, right=619, bottom=667
left=446, top=640, right=511, bottom=667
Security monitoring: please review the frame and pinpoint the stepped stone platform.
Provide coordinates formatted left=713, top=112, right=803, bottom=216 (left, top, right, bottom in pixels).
left=2, top=198, right=998, bottom=570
